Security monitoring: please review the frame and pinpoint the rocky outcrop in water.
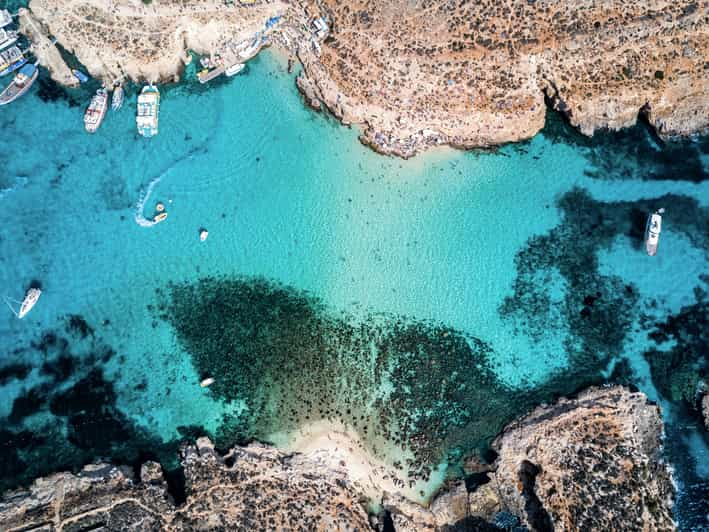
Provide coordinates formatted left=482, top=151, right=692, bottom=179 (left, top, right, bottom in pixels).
left=0, top=387, right=675, bottom=531
left=491, top=386, right=675, bottom=531
left=0, top=438, right=370, bottom=531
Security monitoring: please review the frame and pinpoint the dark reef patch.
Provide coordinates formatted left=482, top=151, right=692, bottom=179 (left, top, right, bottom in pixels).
left=0, top=363, right=32, bottom=385
left=644, top=282, right=708, bottom=415
left=500, top=187, right=709, bottom=393
left=161, top=276, right=517, bottom=481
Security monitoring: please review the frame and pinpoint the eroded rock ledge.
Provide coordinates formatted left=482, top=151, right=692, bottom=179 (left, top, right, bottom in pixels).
left=0, top=386, right=675, bottom=531
left=23, top=0, right=708, bottom=158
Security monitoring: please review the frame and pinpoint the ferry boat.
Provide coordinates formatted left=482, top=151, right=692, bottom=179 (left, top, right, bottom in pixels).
left=225, top=63, right=245, bottom=77
left=136, top=84, right=160, bottom=137
left=4, top=287, right=41, bottom=319
left=0, top=46, right=27, bottom=77
left=645, top=208, right=664, bottom=256
left=72, top=69, right=89, bottom=83
left=111, top=84, right=124, bottom=111
left=0, top=62, right=38, bottom=105
left=84, top=87, right=108, bottom=133
left=0, top=9, right=12, bottom=28
left=0, top=28, right=18, bottom=50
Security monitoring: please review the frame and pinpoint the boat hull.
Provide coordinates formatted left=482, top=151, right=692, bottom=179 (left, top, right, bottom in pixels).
left=0, top=65, right=38, bottom=105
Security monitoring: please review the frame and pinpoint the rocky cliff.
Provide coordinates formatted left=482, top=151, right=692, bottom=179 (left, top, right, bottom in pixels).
left=24, top=0, right=708, bottom=157
left=0, top=387, right=675, bottom=531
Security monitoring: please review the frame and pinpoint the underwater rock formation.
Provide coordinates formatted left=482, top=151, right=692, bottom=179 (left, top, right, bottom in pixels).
left=0, top=438, right=370, bottom=531
left=491, top=386, right=675, bottom=531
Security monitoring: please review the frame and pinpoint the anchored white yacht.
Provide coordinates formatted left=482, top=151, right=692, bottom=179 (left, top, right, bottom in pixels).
left=4, top=287, right=41, bottom=319
left=645, top=208, right=664, bottom=256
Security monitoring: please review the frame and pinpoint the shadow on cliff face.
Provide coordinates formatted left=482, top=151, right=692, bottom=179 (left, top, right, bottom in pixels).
left=0, top=314, right=180, bottom=493
left=160, top=277, right=518, bottom=481
left=541, top=110, right=709, bottom=183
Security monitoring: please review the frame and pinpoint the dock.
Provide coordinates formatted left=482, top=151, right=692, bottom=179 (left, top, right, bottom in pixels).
left=197, top=65, right=225, bottom=84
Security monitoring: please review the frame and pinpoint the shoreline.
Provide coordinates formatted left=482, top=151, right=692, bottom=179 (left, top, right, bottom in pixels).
left=19, top=0, right=708, bottom=158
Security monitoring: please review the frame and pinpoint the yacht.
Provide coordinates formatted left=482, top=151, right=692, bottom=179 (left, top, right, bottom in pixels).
left=136, top=84, right=160, bottom=137
left=0, top=46, right=26, bottom=77
left=4, top=287, right=41, bottom=319
left=225, top=63, right=245, bottom=77
left=0, top=10, right=12, bottom=29
left=84, top=87, right=108, bottom=133
left=0, top=28, right=18, bottom=50
left=0, top=62, right=38, bottom=105
left=645, top=208, right=664, bottom=256
left=111, top=84, right=124, bottom=111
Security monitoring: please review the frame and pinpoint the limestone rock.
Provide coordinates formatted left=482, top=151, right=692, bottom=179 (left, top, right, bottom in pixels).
left=0, top=441, right=370, bottom=531
left=491, top=386, right=676, bottom=531
left=468, top=481, right=502, bottom=521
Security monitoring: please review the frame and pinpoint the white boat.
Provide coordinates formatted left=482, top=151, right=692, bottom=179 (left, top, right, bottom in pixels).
left=111, top=84, right=124, bottom=111
left=4, top=287, right=41, bottom=319
left=0, top=62, right=38, bottom=105
left=136, top=84, right=160, bottom=137
left=84, top=87, right=108, bottom=133
left=645, top=208, right=664, bottom=256
left=0, top=10, right=12, bottom=29
left=225, top=63, right=245, bottom=77
left=0, top=28, right=18, bottom=50
left=200, top=377, right=215, bottom=387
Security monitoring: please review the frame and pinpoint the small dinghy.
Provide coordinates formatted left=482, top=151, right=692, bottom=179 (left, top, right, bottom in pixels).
left=200, top=377, right=215, bottom=387
left=645, top=208, right=664, bottom=256
left=72, top=69, right=89, bottom=83
left=4, top=287, right=41, bottom=319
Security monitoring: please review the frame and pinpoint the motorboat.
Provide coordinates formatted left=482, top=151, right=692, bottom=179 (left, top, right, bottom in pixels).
left=136, top=84, right=160, bottom=137
left=225, top=63, right=245, bottom=77
left=0, top=28, right=18, bottom=50
left=111, top=84, right=124, bottom=111
left=644, top=208, right=664, bottom=256
left=0, top=62, right=38, bottom=105
left=84, top=87, right=108, bottom=133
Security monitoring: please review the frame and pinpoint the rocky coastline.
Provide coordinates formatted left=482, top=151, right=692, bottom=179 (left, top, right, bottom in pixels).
left=0, top=386, right=676, bottom=531
left=21, top=0, right=709, bottom=158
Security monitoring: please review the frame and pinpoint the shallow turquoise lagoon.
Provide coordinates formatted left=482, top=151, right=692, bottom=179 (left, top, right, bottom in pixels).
left=0, top=50, right=707, bottom=527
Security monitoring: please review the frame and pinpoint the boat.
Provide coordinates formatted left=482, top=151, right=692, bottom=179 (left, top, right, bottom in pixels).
left=0, top=28, right=18, bottom=50
left=153, top=212, right=168, bottom=223
left=72, top=69, right=89, bottom=83
left=200, top=377, right=215, bottom=387
left=200, top=229, right=208, bottom=241
left=0, top=10, right=12, bottom=28
left=0, top=62, right=38, bottom=106
left=136, top=84, right=160, bottom=137
left=645, top=208, right=664, bottom=256
left=238, top=37, right=261, bottom=60
left=111, top=84, right=124, bottom=111
left=83, top=87, right=108, bottom=133
left=4, top=287, right=41, bottom=319
left=225, top=63, right=245, bottom=77
left=0, top=46, right=26, bottom=77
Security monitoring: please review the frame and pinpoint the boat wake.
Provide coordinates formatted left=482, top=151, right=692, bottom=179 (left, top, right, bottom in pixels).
left=134, top=173, right=164, bottom=227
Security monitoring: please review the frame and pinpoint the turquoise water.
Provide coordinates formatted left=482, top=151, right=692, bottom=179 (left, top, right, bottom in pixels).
left=0, top=48, right=707, bottom=527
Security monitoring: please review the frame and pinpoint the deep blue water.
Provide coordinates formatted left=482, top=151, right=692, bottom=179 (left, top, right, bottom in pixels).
left=0, top=34, right=707, bottom=528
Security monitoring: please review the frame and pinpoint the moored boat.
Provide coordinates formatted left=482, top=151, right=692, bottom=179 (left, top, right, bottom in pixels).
left=644, top=208, right=664, bottom=256
left=111, top=84, right=124, bottom=111
left=84, top=87, right=108, bottom=133
left=225, top=63, right=245, bottom=77
left=136, top=84, right=160, bottom=137
left=0, top=45, right=26, bottom=77
left=72, top=69, right=89, bottom=83
left=0, top=28, right=18, bottom=50
left=4, top=287, right=41, bottom=319
left=0, top=62, right=38, bottom=105
left=0, top=9, right=12, bottom=28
